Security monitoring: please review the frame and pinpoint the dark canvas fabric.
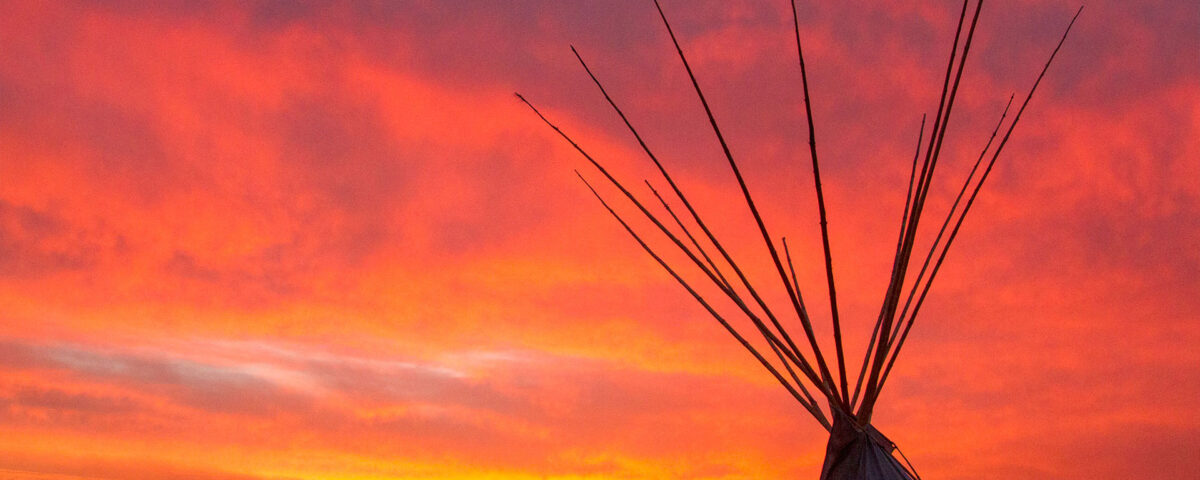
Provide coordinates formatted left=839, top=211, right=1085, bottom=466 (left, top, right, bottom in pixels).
left=819, top=411, right=916, bottom=480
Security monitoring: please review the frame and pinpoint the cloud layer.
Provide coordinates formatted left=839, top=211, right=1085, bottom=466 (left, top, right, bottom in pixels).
left=1, top=1, right=1197, bottom=479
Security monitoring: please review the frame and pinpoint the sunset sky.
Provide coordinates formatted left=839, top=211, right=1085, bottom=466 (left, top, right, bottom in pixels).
left=1, top=1, right=1197, bottom=479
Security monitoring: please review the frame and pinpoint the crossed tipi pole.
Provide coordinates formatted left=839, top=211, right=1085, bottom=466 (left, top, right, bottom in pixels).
left=519, top=1, right=1080, bottom=477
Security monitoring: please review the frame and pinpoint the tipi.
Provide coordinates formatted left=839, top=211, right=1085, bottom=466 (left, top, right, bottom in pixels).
left=519, top=1, right=1081, bottom=478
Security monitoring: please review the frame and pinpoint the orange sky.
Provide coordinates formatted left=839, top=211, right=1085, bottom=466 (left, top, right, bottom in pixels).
left=1, top=1, right=1197, bottom=479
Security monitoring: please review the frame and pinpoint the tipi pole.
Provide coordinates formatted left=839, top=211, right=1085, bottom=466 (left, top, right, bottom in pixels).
left=850, top=114, right=925, bottom=409
left=515, top=93, right=836, bottom=402
left=646, top=182, right=732, bottom=292
left=876, top=7, right=1083, bottom=397
left=567, top=47, right=839, bottom=400
left=861, top=0, right=982, bottom=422
left=578, top=172, right=833, bottom=430
left=883, top=95, right=1014, bottom=361
left=654, top=0, right=846, bottom=409
left=789, top=0, right=850, bottom=407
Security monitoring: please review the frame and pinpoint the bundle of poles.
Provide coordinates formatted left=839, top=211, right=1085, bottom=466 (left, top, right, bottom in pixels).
left=518, top=0, right=1080, bottom=433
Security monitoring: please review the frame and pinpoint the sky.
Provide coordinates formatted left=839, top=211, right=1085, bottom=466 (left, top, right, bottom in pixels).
left=0, top=1, right=1197, bottom=479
